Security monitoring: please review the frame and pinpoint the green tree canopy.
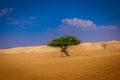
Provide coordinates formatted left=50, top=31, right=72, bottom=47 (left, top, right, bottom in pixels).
left=48, top=35, right=81, bottom=56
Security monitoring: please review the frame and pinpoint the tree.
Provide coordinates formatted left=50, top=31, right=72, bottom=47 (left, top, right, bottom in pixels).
left=101, top=43, right=107, bottom=50
left=48, top=35, right=81, bottom=56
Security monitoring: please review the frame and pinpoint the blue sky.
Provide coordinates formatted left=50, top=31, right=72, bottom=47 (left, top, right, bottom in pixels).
left=0, top=0, right=120, bottom=48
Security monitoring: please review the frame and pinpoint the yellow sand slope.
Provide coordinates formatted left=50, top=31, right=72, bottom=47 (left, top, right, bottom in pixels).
left=0, top=40, right=120, bottom=80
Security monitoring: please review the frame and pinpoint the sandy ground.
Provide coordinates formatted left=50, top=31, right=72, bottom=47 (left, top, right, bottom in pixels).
left=0, top=40, right=120, bottom=80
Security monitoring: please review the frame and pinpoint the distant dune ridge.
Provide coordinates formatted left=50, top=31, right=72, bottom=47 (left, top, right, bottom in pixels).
left=0, top=40, right=120, bottom=54
left=0, top=40, right=120, bottom=80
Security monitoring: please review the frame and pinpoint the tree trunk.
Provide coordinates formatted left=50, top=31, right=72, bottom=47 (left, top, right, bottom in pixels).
left=60, top=46, right=70, bottom=56
left=102, top=43, right=106, bottom=50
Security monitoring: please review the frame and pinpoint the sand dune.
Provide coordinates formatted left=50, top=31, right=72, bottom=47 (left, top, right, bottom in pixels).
left=0, top=40, right=120, bottom=54
left=0, top=40, right=120, bottom=80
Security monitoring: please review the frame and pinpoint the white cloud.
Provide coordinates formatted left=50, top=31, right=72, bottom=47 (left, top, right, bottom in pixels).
left=96, top=25, right=119, bottom=31
left=50, top=18, right=120, bottom=42
left=28, top=16, right=36, bottom=20
left=6, top=16, right=36, bottom=28
left=62, top=18, right=96, bottom=29
left=0, top=8, right=15, bottom=17
left=60, top=18, right=119, bottom=31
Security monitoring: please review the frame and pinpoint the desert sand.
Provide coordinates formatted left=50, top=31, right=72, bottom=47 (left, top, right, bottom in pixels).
left=0, top=40, right=120, bottom=80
